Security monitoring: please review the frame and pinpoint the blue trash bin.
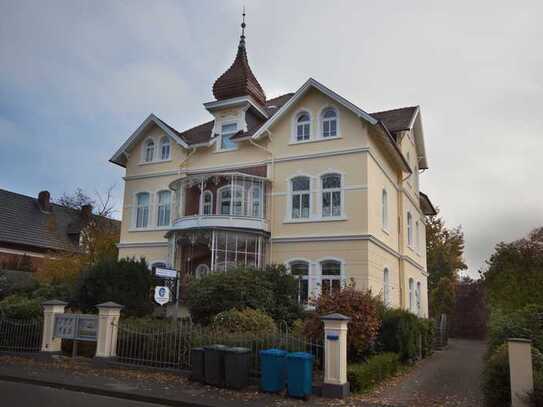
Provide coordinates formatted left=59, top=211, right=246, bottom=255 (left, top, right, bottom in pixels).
left=286, top=352, right=314, bottom=398
left=260, top=348, right=287, bottom=393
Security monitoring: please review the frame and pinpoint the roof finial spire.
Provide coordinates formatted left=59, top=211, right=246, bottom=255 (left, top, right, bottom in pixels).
left=240, top=6, right=246, bottom=47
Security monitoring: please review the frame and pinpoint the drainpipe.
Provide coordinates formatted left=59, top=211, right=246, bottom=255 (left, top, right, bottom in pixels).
left=249, top=131, right=274, bottom=262
left=398, top=160, right=412, bottom=310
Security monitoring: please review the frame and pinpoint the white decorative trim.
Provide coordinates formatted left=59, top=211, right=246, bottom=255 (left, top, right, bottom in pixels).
left=171, top=215, right=269, bottom=232
left=203, top=95, right=269, bottom=119
left=117, top=241, right=169, bottom=248
left=252, top=78, right=377, bottom=140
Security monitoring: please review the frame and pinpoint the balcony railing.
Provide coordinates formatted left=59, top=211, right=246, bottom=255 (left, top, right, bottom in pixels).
left=169, top=172, right=269, bottom=232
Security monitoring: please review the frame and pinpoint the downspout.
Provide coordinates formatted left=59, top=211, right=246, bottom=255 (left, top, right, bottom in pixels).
left=398, top=141, right=412, bottom=310
left=249, top=131, right=274, bottom=262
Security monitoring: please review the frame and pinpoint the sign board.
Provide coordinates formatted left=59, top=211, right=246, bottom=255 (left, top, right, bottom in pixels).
left=155, top=267, right=177, bottom=279
left=54, top=314, right=98, bottom=342
left=154, top=286, right=171, bottom=306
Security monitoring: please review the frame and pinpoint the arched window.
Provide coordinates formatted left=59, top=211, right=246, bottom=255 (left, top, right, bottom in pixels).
left=135, top=192, right=150, bottom=228
left=291, top=176, right=311, bottom=219
left=408, top=278, right=415, bottom=313
left=290, top=261, right=309, bottom=305
left=202, top=191, right=213, bottom=215
left=250, top=184, right=262, bottom=218
left=157, top=190, right=171, bottom=226
left=416, top=281, right=421, bottom=316
left=160, top=137, right=170, bottom=160
left=407, top=212, right=413, bottom=247
left=321, top=173, right=341, bottom=217
left=321, top=107, right=338, bottom=138
left=144, top=139, right=154, bottom=162
left=383, top=268, right=391, bottom=306
left=382, top=189, right=388, bottom=230
left=218, top=185, right=243, bottom=216
left=321, top=260, right=342, bottom=296
left=295, top=112, right=311, bottom=142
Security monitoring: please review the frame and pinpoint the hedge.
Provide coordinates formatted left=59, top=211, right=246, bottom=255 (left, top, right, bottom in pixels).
left=213, top=308, right=277, bottom=336
left=347, top=353, right=401, bottom=393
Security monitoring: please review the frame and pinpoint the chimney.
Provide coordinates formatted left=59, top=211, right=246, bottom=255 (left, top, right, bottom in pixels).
left=37, top=191, right=51, bottom=213
left=81, top=204, right=93, bottom=220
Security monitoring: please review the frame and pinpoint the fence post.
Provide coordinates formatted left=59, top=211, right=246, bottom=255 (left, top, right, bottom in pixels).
left=321, top=313, right=350, bottom=398
left=95, top=302, right=123, bottom=358
left=41, top=299, right=67, bottom=352
left=508, top=338, right=534, bottom=407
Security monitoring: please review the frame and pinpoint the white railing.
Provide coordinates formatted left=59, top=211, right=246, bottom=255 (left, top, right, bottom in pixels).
left=172, top=214, right=269, bottom=232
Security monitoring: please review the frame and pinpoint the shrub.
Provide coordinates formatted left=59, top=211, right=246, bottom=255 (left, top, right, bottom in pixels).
left=303, top=285, right=381, bottom=361
left=418, top=318, right=436, bottom=358
left=378, top=309, right=421, bottom=362
left=76, top=257, right=153, bottom=316
left=213, top=308, right=277, bottom=335
left=487, top=304, right=543, bottom=357
left=0, top=270, right=38, bottom=300
left=482, top=344, right=543, bottom=407
left=0, top=294, right=42, bottom=319
left=529, top=369, right=543, bottom=407
left=186, top=264, right=303, bottom=326
left=347, top=353, right=401, bottom=393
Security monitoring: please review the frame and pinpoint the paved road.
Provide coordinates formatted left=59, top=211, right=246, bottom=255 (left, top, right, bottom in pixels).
left=0, top=380, right=170, bottom=407
left=370, top=339, right=486, bottom=406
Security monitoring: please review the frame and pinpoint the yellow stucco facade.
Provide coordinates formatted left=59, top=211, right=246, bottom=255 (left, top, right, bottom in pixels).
left=113, top=79, right=431, bottom=317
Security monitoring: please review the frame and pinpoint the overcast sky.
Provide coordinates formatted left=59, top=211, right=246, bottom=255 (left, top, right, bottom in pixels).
left=1, top=0, right=542, bottom=277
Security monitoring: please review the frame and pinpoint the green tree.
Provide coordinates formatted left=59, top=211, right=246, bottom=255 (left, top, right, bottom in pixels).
left=76, top=258, right=153, bottom=316
left=483, top=227, right=543, bottom=314
left=431, top=276, right=456, bottom=317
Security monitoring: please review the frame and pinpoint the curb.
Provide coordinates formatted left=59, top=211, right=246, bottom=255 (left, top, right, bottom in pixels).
left=0, top=373, right=213, bottom=407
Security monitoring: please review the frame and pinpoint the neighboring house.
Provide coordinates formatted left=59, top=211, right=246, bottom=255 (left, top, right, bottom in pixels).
left=110, top=20, right=437, bottom=317
left=0, top=189, right=121, bottom=272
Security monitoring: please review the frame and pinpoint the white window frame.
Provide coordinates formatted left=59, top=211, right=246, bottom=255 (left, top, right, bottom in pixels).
left=319, top=106, right=340, bottom=139
left=320, top=173, right=342, bottom=218
left=143, top=138, right=155, bottom=163
left=156, top=190, right=171, bottom=227
left=249, top=184, right=263, bottom=218
left=291, top=110, right=312, bottom=143
left=217, top=121, right=239, bottom=152
left=217, top=184, right=244, bottom=216
left=416, top=281, right=421, bottom=316
left=289, top=175, right=312, bottom=220
left=319, top=259, right=343, bottom=297
left=135, top=192, right=150, bottom=228
left=202, top=190, right=213, bottom=216
left=408, top=278, right=415, bottom=313
left=415, top=220, right=420, bottom=253
left=160, top=136, right=171, bottom=161
left=383, top=267, right=391, bottom=306
left=407, top=211, right=413, bottom=248
left=382, top=188, right=389, bottom=232
left=288, top=260, right=310, bottom=305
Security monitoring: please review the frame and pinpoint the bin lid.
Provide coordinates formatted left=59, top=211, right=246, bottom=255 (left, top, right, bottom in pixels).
left=204, top=344, right=229, bottom=351
left=287, top=352, right=314, bottom=360
left=225, top=347, right=250, bottom=353
left=260, top=348, right=287, bottom=356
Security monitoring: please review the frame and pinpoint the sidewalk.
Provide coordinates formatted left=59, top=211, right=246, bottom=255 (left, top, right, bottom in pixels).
left=0, top=354, right=382, bottom=407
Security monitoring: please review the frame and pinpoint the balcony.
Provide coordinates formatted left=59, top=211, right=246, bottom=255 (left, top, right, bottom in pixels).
left=169, top=171, right=270, bottom=233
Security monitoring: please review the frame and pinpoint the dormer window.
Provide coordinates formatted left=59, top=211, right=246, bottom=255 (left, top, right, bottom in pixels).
left=321, top=108, right=337, bottom=138
left=295, top=112, right=311, bottom=142
left=220, top=123, right=238, bottom=151
left=160, top=137, right=171, bottom=160
left=144, top=139, right=154, bottom=162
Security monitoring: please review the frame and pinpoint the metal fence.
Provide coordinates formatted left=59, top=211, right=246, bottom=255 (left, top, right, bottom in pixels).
left=114, top=319, right=323, bottom=375
left=0, top=318, right=43, bottom=353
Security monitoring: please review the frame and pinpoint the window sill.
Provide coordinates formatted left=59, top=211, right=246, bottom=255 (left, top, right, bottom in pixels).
left=214, top=147, right=239, bottom=154
left=289, top=136, right=342, bottom=145
left=283, top=216, right=347, bottom=224
left=138, top=159, right=172, bottom=166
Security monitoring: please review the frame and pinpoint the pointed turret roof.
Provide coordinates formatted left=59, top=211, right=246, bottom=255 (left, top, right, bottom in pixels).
left=212, top=11, right=266, bottom=106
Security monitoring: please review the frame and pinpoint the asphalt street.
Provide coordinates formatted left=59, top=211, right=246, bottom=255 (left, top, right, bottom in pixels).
left=0, top=380, right=169, bottom=407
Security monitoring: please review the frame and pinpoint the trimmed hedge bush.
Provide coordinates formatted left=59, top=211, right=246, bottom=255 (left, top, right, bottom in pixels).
left=187, top=265, right=303, bottom=326
left=378, top=309, right=420, bottom=362
left=213, top=308, right=277, bottom=336
left=418, top=318, right=436, bottom=358
left=482, top=343, right=543, bottom=407
left=0, top=294, right=42, bottom=319
left=347, top=353, right=401, bottom=393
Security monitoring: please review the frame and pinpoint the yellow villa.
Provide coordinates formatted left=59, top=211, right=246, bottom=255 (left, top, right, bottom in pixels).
left=110, top=19, right=436, bottom=317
